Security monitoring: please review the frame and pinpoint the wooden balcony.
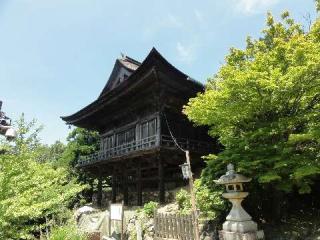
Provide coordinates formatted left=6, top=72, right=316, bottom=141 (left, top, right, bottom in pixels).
left=77, top=135, right=211, bottom=167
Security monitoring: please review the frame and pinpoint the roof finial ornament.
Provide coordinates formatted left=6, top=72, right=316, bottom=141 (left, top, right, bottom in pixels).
left=227, top=163, right=234, bottom=171
left=120, top=52, right=126, bottom=59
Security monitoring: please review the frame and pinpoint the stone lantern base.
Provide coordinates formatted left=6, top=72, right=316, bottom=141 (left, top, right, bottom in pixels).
left=219, top=230, right=264, bottom=240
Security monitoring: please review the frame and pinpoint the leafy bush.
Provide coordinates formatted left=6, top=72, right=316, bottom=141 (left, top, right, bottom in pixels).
left=50, top=222, right=87, bottom=240
left=176, top=189, right=192, bottom=213
left=142, top=201, right=159, bottom=218
left=175, top=180, right=226, bottom=219
left=0, top=116, right=86, bottom=239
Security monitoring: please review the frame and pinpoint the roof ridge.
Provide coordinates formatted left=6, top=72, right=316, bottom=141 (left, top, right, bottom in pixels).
left=119, top=54, right=141, bottom=66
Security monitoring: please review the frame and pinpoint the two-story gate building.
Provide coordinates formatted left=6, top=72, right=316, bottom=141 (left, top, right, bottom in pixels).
left=62, top=48, right=217, bottom=206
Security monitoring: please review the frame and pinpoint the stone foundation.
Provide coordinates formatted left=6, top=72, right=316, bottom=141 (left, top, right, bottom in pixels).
left=219, top=230, right=264, bottom=240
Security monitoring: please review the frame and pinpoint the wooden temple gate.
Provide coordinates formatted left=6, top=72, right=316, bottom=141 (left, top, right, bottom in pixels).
left=62, top=48, right=217, bottom=207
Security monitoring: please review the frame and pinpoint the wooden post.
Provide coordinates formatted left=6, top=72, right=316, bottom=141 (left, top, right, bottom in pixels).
left=108, top=201, right=112, bottom=237
left=112, top=166, right=117, bottom=203
left=137, top=161, right=142, bottom=206
left=185, top=150, right=200, bottom=240
left=45, top=216, right=49, bottom=239
left=121, top=201, right=124, bottom=240
left=158, top=156, right=165, bottom=204
left=97, top=174, right=103, bottom=208
left=123, top=164, right=129, bottom=206
left=39, top=226, right=43, bottom=240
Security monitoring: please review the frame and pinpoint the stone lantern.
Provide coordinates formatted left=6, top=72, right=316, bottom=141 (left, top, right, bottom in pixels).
left=214, top=164, right=264, bottom=240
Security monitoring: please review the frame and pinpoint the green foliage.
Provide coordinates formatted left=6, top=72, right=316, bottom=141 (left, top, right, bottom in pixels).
left=56, top=127, right=100, bottom=203
left=176, top=189, right=191, bottom=213
left=50, top=221, right=87, bottom=240
left=0, top=114, right=43, bottom=154
left=184, top=10, right=320, bottom=194
left=36, top=141, right=66, bottom=164
left=142, top=201, right=159, bottom=218
left=0, top=150, right=85, bottom=239
left=175, top=180, right=226, bottom=219
left=0, top=116, right=85, bottom=239
left=58, top=128, right=99, bottom=169
left=14, top=113, right=43, bottom=152
left=316, top=0, right=320, bottom=12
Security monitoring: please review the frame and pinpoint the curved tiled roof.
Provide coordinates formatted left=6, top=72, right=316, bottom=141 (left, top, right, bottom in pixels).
left=61, top=48, right=203, bottom=126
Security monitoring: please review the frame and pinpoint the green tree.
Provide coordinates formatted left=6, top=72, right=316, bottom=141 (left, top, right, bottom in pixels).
left=36, top=141, right=66, bottom=164
left=57, top=127, right=100, bottom=203
left=58, top=128, right=99, bottom=169
left=184, top=10, right=320, bottom=196
left=176, top=180, right=225, bottom=219
left=0, top=117, right=85, bottom=239
left=15, top=114, right=43, bottom=150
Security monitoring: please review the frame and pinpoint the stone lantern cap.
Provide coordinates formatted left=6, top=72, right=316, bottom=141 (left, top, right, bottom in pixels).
left=214, top=164, right=251, bottom=185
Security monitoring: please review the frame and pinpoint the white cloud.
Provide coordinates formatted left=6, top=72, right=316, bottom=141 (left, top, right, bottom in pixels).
left=143, top=13, right=183, bottom=39
left=234, top=0, right=279, bottom=15
left=194, top=9, right=205, bottom=24
left=176, top=42, right=195, bottom=64
left=164, top=14, right=183, bottom=28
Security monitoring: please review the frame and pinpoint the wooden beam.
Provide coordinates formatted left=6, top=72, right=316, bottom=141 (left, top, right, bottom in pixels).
left=137, top=161, right=142, bottom=206
left=112, top=166, right=117, bottom=203
left=97, top=174, right=103, bottom=208
left=122, top=164, right=129, bottom=206
left=158, top=156, right=165, bottom=204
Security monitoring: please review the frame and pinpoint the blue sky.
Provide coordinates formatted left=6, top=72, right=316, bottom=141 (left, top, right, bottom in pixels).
left=0, top=0, right=317, bottom=144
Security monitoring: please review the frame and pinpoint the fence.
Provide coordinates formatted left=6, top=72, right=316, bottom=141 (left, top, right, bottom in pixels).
left=154, top=212, right=195, bottom=240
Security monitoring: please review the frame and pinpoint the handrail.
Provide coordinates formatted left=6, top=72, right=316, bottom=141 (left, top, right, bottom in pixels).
left=77, top=134, right=211, bottom=167
left=77, top=135, right=159, bottom=166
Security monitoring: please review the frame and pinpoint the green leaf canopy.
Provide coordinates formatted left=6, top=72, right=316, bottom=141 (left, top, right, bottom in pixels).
left=184, top=12, right=320, bottom=194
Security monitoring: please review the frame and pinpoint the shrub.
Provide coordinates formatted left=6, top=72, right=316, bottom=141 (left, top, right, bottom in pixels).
left=142, top=201, right=159, bottom=218
left=175, top=180, right=226, bottom=219
left=50, top=222, right=87, bottom=240
left=176, top=189, right=192, bottom=214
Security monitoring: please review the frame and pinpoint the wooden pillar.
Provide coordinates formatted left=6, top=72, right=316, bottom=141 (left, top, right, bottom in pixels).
left=112, top=166, right=117, bottom=203
left=97, top=174, right=103, bottom=208
left=122, top=164, right=129, bottom=206
left=137, top=161, right=142, bottom=206
left=158, top=156, right=165, bottom=204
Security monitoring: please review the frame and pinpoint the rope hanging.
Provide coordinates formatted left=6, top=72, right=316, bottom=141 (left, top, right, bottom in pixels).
left=162, top=112, right=186, bottom=153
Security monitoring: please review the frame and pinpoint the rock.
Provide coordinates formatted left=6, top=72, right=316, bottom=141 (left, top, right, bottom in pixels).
left=145, top=219, right=154, bottom=228
left=74, top=205, right=97, bottom=221
left=127, top=223, right=135, bottom=232
left=147, top=225, right=154, bottom=232
left=202, top=236, right=212, bottom=240
left=144, top=235, right=153, bottom=240
left=102, top=237, right=116, bottom=240
left=157, top=203, right=179, bottom=214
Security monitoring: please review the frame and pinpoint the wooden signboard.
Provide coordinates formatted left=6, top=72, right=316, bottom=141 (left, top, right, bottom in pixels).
left=109, top=202, right=124, bottom=240
left=110, top=203, right=123, bottom=221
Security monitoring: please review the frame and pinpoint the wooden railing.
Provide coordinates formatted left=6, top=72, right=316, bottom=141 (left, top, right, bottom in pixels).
left=77, top=135, right=211, bottom=167
left=154, top=212, right=195, bottom=240
left=77, top=135, right=159, bottom=166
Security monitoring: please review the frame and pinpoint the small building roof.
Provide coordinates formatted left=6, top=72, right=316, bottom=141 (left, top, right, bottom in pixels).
left=98, top=54, right=141, bottom=98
